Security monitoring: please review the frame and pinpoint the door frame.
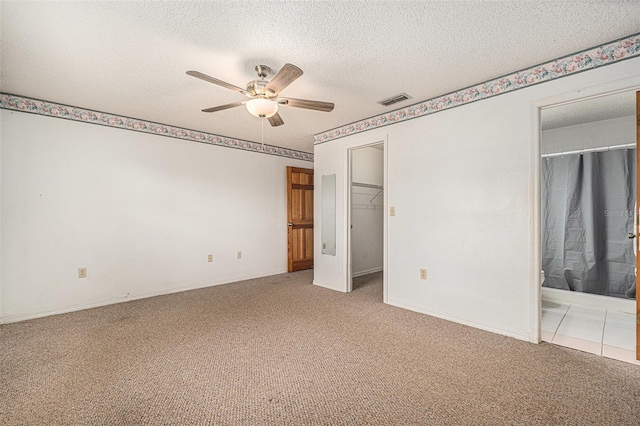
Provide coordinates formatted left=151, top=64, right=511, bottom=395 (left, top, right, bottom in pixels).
left=636, top=90, right=640, bottom=360
left=530, top=75, right=640, bottom=345
left=345, top=137, right=388, bottom=303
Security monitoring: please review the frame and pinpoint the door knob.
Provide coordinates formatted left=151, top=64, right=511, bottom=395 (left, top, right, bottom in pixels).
left=288, top=223, right=293, bottom=226
left=628, top=233, right=636, bottom=239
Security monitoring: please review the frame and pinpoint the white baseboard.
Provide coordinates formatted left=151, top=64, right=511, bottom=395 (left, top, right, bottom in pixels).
left=386, top=298, right=531, bottom=342
left=0, top=270, right=287, bottom=324
left=312, top=280, right=346, bottom=292
left=352, top=267, right=383, bottom=278
left=542, top=287, right=635, bottom=314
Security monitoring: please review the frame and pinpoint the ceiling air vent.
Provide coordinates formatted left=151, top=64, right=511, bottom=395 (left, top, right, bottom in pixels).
left=377, top=93, right=412, bottom=107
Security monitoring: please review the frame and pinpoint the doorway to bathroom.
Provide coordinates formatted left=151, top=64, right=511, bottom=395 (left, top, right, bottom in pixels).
left=539, top=89, right=638, bottom=364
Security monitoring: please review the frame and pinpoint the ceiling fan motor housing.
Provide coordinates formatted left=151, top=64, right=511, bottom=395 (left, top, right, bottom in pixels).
left=246, top=79, right=274, bottom=97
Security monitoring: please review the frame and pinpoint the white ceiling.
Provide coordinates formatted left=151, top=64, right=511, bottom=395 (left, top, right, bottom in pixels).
left=2, top=1, right=639, bottom=153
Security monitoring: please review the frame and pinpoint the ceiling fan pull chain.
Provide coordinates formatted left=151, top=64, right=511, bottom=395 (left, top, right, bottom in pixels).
left=261, top=116, right=265, bottom=151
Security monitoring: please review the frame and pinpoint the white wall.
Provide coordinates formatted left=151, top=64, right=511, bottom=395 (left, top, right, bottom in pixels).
left=0, top=110, right=311, bottom=322
left=351, top=146, right=383, bottom=276
left=542, top=115, right=635, bottom=154
left=313, top=57, right=640, bottom=341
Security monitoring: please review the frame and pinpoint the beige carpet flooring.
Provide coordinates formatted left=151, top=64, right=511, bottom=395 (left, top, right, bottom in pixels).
left=1, top=271, right=639, bottom=425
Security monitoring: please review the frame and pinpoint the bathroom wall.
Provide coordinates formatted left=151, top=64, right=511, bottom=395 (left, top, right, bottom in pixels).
left=541, top=115, right=635, bottom=154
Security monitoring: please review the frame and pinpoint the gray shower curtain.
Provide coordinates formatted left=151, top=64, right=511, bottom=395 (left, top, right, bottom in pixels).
left=541, top=148, right=636, bottom=298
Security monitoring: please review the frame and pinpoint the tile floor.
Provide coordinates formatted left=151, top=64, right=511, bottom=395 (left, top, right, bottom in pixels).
left=541, top=300, right=639, bottom=366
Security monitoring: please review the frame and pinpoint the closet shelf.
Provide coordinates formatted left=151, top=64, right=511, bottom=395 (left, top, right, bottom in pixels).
left=352, top=181, right=383, bottom=190
left=352, top=181, right=384, bottom=204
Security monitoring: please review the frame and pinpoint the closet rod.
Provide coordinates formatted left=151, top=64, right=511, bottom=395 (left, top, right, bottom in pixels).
left=352, top=181, right=383, bottom=189
left=542, top=143, right=635, bottom=158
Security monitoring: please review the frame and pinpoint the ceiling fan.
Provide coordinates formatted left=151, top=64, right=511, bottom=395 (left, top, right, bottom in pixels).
left=186, top=64, right=334, bottom=127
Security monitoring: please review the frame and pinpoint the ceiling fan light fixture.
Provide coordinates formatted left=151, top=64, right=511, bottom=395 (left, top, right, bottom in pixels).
left=246, top=98, right=278, bottom=118
left=187, top=63, right=333, bottom=127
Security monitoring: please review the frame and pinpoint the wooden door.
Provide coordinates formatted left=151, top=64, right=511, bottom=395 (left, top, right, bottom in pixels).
left=636, top=91, right=639, bottom=360
left=287, top=167, right=314, bottom=272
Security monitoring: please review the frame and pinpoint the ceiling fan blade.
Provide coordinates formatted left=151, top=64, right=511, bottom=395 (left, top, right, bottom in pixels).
left=268, top=112, right=284, bottom=127
left=278, top=97, right=335, bottom=112
left=186, top=71, right=252, bottom=96
left=201, top=101, right=245, bottom=113
left=264, top=64, right=303, bottom=95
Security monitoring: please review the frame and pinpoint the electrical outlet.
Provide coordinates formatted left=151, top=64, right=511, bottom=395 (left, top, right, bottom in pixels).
left=78, top=267, right=87, bottom=278
left=207, top=254, right=213, bottom=262
left=420, top=268, right=427, bottom=280
left=390, top=206, right=396, bottom=216
left=237, top=251, right=242, bottom=259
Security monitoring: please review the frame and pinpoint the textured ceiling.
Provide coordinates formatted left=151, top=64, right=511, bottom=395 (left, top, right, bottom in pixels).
left=541, top=90, right=636, bottom=130
left=2, top=1, right=640, bottom=153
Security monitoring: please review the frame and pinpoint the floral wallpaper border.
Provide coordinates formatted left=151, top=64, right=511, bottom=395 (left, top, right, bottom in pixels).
left=0, top=93, right=314, bottom=162
left=314, top=32, right=640, bottom=144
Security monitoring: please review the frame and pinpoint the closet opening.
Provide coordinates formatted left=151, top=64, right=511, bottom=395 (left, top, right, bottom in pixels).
left=347, top=142, right=386, bottom=301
